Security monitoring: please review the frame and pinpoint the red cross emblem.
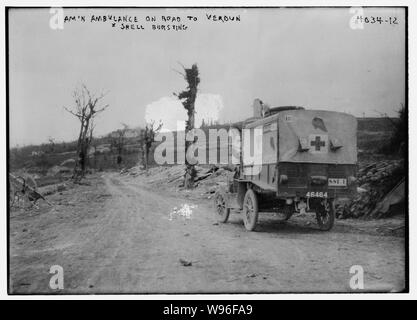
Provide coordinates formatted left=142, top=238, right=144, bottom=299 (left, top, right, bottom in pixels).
left=308, top=134, right=328, bottom=153
left=310, top=136, right=326, bottom=151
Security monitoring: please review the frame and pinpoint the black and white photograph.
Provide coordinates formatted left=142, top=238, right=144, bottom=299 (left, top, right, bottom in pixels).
left=5, top=4, right=409, bottom=298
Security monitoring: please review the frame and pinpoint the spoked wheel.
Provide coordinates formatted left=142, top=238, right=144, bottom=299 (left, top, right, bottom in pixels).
left=242, top=189, right=259, bottom=231
left=315, top=199, right=335, bottom=231
left=214, top=191, right=230, bottom=223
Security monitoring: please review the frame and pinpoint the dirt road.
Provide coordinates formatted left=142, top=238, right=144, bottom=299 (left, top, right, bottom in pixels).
left=9, top=172, right=405, bottom=293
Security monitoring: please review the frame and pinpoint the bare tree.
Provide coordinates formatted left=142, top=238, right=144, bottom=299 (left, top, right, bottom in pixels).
left=141, top=120, right=163, bottom=170
left=110, top=123, right=130, bottom=168
left=64, top=84, right=108, bottom=179
left=174, top=63, right=200, bottom=188
left=47, top=137, right=55, bottom=153
left=88, top=119, right=98, bottom=168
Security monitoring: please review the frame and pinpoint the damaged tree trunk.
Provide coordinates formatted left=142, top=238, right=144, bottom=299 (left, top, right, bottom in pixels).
left=64, top=84, right=108, bottom=180
left=174, top=63, right=200, bottom=189
left=141, top=121, right=163, bottom=171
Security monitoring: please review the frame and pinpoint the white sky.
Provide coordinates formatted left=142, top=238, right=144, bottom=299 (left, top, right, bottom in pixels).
left=8, top=7, right=406, bottom=146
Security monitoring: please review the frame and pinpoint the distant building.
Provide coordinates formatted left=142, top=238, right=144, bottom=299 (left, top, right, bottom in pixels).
left=31, top=151, right=44, bottom=157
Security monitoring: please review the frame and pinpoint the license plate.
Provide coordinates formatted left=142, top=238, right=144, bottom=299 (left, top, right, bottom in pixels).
left=328, top=178, right=347, bottom=186
left=306, top=191, right=327, bottom=198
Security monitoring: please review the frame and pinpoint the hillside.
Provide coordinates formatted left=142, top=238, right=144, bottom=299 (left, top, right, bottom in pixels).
left=9, top=116, right=400, bottom=173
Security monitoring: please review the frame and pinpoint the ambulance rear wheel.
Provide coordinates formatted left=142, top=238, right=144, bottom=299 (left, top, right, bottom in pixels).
left=242, top=189, right=259, bottom=231
left=316, top=199, right=335, bottom=231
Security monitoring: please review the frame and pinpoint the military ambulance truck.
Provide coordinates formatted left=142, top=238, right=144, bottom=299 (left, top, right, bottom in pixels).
left=214, top=101, right=358, bottom=231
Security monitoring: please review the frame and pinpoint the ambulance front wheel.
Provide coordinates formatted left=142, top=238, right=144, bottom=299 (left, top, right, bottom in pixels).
left=214, top=191, right=230, bottom=223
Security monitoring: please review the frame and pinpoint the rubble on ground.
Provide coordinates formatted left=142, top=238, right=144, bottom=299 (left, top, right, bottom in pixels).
left=124, top=164, right=235, bottom=197
left=337, top=159, right=405, bottom=219
left=169, top=204, right=197, bottom=220
left=39, top=182, right=69, bottom=196
left=60, top=158, right=76, bottom=168
left=179, top=259, right=193, bottom=267
left=47, top=165, right=72, bottom=176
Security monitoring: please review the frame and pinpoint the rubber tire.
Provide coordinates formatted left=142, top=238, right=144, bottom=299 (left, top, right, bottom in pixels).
left=316, top=199, right=335, bottom=231
left=242, top=189, right=259, bottom=231
left=214, top=191, right=230, bottom=223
